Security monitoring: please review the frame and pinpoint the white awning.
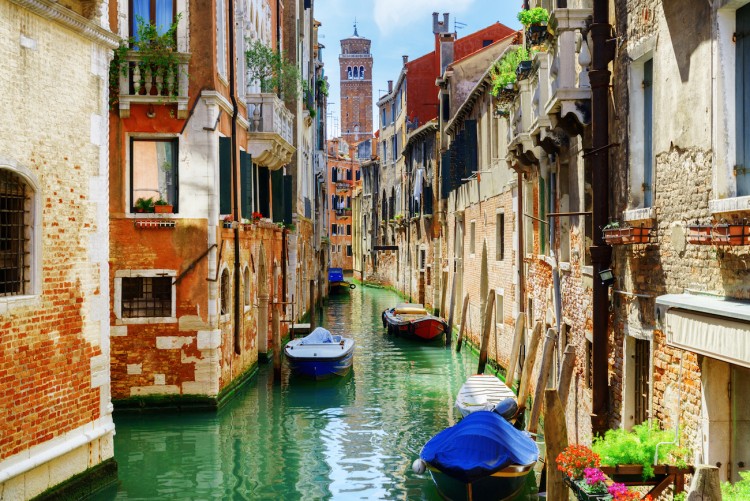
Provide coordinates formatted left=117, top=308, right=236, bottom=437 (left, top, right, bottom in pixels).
left=656, top=293, right=750, bottom=368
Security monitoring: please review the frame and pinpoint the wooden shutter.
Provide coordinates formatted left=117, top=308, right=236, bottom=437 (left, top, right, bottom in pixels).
left=219, top=137, right=231, bottom=214
left=258, top=167, right=270, bottom=218
left=283, top=174, right=293, bottom=225
left=440, top=150, right=452, bottom=199
left=271, top=169, right=284, bottom=223
left=464, top=119, right=478, bottom=180
left=643, top=59, right=653, bottom=206
left=240, top=152, right=252, bottom=219
left=423, top=184, right=433, bottom=215
left=737, top=5, right=750, bottom=195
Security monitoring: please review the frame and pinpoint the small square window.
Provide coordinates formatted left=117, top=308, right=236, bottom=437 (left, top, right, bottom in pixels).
left=121, top=276, right=172, bottom=318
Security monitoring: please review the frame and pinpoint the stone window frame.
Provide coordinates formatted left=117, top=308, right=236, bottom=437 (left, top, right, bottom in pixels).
left=219, top=264, right=231, bottom=323
left=495, top=209, right=505, bottom=261
left=243, top=265, right=251, bottom=312
left=0, top=160, right=42, bottom=314
left=114, top=269, right=177, bottom=324
left=126, top=133, right=180, bottom=216
left=711, top=0, right=750, bottom=214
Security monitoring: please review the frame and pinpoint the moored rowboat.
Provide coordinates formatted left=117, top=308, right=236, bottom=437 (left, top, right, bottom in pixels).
left=381, top=303, right=448, bottom=341
left=455, top=374, right=516, bottom=418
left=284, top=327, right=355, bottom=379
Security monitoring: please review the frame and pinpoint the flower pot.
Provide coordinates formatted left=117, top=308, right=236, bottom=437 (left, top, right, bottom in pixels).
left=687, top=224, right=712, bottom=245
left=712, top=222, right=749, bottom=246
left=154, top=204, right=173, bottom=213
left=565, top=477, right=612, bottom=501
left=620, top=226, right=652, bottom=244
left=526, top=24, right=549, bottom=47
left=516, top=60, right=533, bottom=81
left=223, top=221, right=233, bottom=229
left=602, top=228, right=623, bottom=245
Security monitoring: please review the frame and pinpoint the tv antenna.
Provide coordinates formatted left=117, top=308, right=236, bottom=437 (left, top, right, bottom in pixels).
left=454, top=19, right=467, bottom=31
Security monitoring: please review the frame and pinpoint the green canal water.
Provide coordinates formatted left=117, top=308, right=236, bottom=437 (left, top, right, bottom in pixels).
left=94, top=287, right=533, bottom=500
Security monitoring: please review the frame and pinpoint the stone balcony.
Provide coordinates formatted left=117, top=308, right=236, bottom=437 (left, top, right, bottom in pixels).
left=544, top=8, right=592, bottom=128
left=507, top=79, right=541, bottom=166
left=118, top=51, right=191, bottom=119
left=246, top=93, right=295, bottom=170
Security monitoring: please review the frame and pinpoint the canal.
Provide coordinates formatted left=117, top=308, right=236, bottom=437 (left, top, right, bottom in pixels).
left=94, top=286, right=528, bottom=500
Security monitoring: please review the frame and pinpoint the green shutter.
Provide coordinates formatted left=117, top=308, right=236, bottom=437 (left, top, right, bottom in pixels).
left=283, top=174, right=293, bottom=225
left=258, top=167, right=270, bottom=218
left=271, top=169, right=284, bottom=223
left=219, top=137, right=231, bottom=214
left=240, top=152, right=252, bottom=219
left=737, top=4, right=750, bottom=195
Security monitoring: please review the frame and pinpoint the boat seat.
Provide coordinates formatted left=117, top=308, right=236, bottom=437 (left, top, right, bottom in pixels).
left=394, top=306, right=428, bottom=315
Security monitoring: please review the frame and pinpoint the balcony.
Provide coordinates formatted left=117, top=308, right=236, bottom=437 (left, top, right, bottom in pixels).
left=544, top=8, right=592, bottom=128
left=118, top=50, right=191, bottom=119
left=507, top=79, right=542, bottom=166
left=247, top=93, right=295, bottom=170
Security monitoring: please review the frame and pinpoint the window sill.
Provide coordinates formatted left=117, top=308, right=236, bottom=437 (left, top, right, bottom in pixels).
left=709, top=195, right=750, bottom=215
left=559, top=261, right=571, bottom=272
left=622, top=206, right=655, bottom=222
left=116, top=317, right=177, bottom=325
left=0, top=294, right=41, bottom=315
left=582, top=265, right=593, bottom=277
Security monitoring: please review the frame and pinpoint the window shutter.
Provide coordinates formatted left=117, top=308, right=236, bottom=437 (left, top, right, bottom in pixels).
left=219, top=137, right=231, bottom=214
left=283, top=174, right=293, bottom=225
left=440, top=150, right=452, bottom=199
left=258, top=167, right=270, bottom=218
left=643, top=60, right=653, bottom=206
left=272, top=169, right=284, bottom=223
left=464, top=119, right=478, bottom=180
left=423, top=184, right=433, bottom=215
left=738, top=4, right=750, bottom=195
left=240, top=152, right=252, bottom=219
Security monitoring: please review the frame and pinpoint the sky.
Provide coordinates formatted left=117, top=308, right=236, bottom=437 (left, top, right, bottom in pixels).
left=315, top=0, right=521, bottom=139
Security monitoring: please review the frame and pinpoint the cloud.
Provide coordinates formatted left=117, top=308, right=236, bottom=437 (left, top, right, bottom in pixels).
left=373, top=0, right=476, bottom=36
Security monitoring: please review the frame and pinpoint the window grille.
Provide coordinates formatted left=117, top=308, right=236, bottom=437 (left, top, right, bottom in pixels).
left=0, top=170, right=29, bottom=297
left=121, top=276, right=172, bottom=317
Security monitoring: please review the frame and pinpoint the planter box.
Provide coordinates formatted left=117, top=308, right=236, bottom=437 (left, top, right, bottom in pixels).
left=516, top=60, right=533, bottom=81
left=602, top=227, right=623, bottom=244
left=620, top=226, right=652, bottom=244
left=564, top=477, right=611, bottom=501
left=154, top=204, right=173, bottom=213
left=712, top=223, right=749, bottom=246
left=687, top=224, right=712, bottom=245
left=526, top=24, right=549, bottom=46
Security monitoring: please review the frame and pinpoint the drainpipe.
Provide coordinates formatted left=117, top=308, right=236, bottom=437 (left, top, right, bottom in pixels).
left=228, top=0, right=242, bottom=354
left=590, top=0, right=614, bottom=435
left=517, top=169, right=525, bottom=318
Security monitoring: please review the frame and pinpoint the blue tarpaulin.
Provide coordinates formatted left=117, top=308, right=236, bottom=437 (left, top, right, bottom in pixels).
left=328, top=268, right=344, bottom=282
left=420, top=411, right=538, bottom=483
left=300, top=327, right=334, bottom=345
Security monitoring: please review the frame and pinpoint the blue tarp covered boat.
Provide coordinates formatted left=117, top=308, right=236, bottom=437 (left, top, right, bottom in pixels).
left=284, top=327, right=355, bottom=379
left=417, top=411, right=538, bottom=500
left=328, top=267, right=355, bottom=293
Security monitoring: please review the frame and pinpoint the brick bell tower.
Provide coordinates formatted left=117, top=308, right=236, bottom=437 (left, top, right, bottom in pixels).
left=339, top=21, right=373, bottom=145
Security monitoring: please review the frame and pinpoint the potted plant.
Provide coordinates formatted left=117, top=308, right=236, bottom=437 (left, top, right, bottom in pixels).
left=154, top=198, right=173, bottom=213
left=491, top=46, right=529, bottom=101
left=134, top=197, right=155, bottom=213
left=620, top=224, right=652, bottom=244
left=222, top=215, right=233, bottom=229
left=602, top=221, right=623, bottom=244
left=515, top=59, right=534, bottom=81
left=687, top=221, right=712, bottom=245
left=712, top=218, right=749, bottom=246
left=518, top=7, right=550, bottom=47
left=251, top=211, right=263, bottom=223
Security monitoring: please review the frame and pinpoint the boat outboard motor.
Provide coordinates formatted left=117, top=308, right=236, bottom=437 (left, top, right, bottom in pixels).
left=493, top=397, right=518, bottom=422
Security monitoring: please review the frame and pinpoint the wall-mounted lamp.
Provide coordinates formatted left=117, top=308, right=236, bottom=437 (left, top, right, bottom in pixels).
left=599, top=268, right=615, bottom=287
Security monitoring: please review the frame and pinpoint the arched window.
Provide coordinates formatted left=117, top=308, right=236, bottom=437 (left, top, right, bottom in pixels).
left=360, top=66, right=365, bottom=79
left=0, top=168, right=34, bottom=297
left=347, top=66, right=352, bottom=79
left=220, top=268, right=230, bottom=315
left=353, top=66, right=359, bottom=79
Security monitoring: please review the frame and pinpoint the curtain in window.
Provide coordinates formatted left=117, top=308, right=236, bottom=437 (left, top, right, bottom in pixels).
left=132, top=0, right=150, bottom=39
left=155, top=0, right=174, bottom=35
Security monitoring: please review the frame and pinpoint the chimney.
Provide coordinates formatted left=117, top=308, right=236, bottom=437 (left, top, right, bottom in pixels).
left=443, top=13, right=450, bottom=31
left=439, top=32, right=456, bottom=75
left=387, top=80, right=393, bottom=93
left=402, top=55, right=409, bottom=65
left=432, top=12, right=440, bottom=34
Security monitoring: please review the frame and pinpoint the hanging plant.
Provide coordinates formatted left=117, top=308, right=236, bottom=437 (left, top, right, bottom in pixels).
left=490, top=46, right=530, bottom=97
left=517, top=7, right=549, bottom=27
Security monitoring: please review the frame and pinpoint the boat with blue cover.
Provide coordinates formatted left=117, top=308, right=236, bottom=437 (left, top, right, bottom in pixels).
left=414, top=410, right=538, bottom=501
left=328, top=267, right=356, bottom=293
left=284, top=327, right=355, bottom=379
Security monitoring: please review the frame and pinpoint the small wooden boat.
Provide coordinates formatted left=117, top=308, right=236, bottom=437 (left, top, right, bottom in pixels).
left=284, top=327, right=355, bottom=379
left=328, top=267, right=356, bottom=294
left=413, top=411, right=538, bottom=501
left=381, top=303, right=448, bottom=341
left=455, top=374, right=516, bottom=418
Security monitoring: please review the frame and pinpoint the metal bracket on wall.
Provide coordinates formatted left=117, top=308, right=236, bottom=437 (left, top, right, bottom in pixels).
left=174, top=243, right=219, bottom=286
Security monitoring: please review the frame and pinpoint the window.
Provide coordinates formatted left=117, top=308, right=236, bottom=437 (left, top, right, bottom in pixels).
left=495, top=292, right=504, bottom=328
left=496, top=212, right=505, bottom=261
left=586, top=337, right=593, bottom=389
left=131, top=138, right=178, bottom=212
left=243, top=267, right=250, bottom=307
left=736, top=4, right=750, bottom=195
left=216, top=0, right=227, bottom=79
left=331, top=224, right=337, bottom=235
left=419, top=248, right=426, bottom=270
left=130, top=0, right=175, bottom=38
left=220, top=268, right=230, bottom=316
left=0, top=169, right=30, bottom=297
left=346, top=245, right=352, bottom=256
left=381, top=108, right=386, bottom=127
left=121, top=276, right=172, bottom=318
left=347, top=66, right=352, bottom=79
left=628, top=57, right=654, bottom=208
left=469, top=220, right=476, bottom=255
left=359, top=66, right=365, bottom=79
left=346, top=224, right=351, bottom=235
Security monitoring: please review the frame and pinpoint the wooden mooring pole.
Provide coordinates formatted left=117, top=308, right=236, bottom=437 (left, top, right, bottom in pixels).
left=455, top=294, right=470, bottom=353
left=445, top=275, right=457, bottom=346
left=557, top=344, right=576, bottom=410
left=517, top=321, right=542, bottom=411
left=544, top=388, right=568, bottom=501
left=506, top=312, right=525, bottom=391
left=309, top=279, right=316, bottom=330
left=439, top=271, right=448, bottom=318
left=272, top=303, right=281, bottom=380
left=528, top=328, right=557, bottom=435
left=477, top=290, right=496, bottom=374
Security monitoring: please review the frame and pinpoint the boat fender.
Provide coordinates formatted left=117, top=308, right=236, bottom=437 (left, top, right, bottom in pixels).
left=412, top=458, right=426, bottom=474
left=349, top=283, right=356, bottom=289
left=493, top=397, right=519, bottom=422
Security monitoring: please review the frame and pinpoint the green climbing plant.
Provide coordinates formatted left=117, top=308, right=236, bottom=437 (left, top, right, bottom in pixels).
left=490, top=46, right=530, bottom=95
left=245, top=39, right=303, bottom=100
